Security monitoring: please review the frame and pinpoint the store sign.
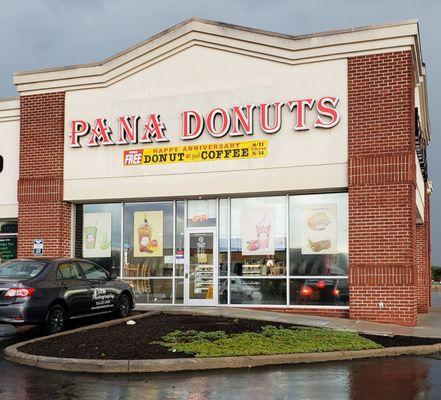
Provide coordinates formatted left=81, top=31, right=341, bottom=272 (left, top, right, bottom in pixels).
left=123, top=140, right=267, bottom=166
left=69, top=97, right=340, bottom=148
left=0, top=237, right=17, bottom=263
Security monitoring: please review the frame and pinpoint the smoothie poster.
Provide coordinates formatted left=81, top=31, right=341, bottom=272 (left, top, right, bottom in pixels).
left=301, top=204, right=337, bottom=254
left=241, top=207, right=275, bottom=256
left=134, top=211, right=163, bottom=257
left=83, top=212, right=112, bottom=258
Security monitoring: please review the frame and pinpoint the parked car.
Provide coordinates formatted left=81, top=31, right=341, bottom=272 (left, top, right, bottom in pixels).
left=297, top=278, right=348, bottom=305
left=0, top=258, right=135, bottom=334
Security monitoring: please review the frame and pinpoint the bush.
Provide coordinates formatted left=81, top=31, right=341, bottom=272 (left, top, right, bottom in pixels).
left=156, top=326, right=382, bottom=358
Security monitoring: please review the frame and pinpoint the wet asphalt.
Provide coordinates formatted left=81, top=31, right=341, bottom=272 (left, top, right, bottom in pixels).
left=0, top=299, right=441, bottom=399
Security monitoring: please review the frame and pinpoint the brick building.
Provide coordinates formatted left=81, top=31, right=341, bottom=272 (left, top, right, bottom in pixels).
left=0, top=19, right=431, bottom=326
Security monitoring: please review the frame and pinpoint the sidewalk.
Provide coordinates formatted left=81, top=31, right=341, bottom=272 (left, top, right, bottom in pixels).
left=136, top=292, right=441, bottom=339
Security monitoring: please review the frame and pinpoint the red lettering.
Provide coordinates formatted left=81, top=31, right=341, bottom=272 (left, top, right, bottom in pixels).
left=314, top=96, right=340, bottom=128
left=117, top=115, right=140, bottom=144
left=70, top=120, right=90, bottom=148
left=181, top=110, right=204, bottom=140
left=87, top=118, right=114, bottom=147
left=258, top=102, right=284, bottom=134
left=206, top=108, right=231, bottom=138
left=140, top=114, right=169, bottom=143
left=287, top=98, right=315, bottom=131
left=230, top=104, right=255, bottom=136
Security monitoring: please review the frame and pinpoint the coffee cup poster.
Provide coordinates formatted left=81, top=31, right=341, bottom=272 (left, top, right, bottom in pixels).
left=134, top=211, right=163, bottom=257
left=83, top=212, right=112, bottom=258
left=301, top=204, right=337, bottom=254
left=241, top=207, right=275, bottom=256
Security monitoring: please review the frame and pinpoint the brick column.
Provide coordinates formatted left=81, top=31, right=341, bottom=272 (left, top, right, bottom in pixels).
left=416, top=182, right=431, bottom=313
left=348, top=51, right=418, bottom=326
left=17, top=92, right=71, bottom=258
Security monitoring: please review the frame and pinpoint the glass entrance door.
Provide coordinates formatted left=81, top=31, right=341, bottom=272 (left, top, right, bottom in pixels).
left=184, top=228, right=217, bottom=305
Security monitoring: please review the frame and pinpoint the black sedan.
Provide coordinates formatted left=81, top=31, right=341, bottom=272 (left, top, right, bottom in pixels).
left=0, top=258, right=135, bottom=334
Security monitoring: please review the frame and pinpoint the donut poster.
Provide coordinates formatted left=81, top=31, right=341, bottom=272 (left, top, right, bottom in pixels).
left=241, top=207, right=275, bottom=256
left=301, top=204, right=337, bottom=254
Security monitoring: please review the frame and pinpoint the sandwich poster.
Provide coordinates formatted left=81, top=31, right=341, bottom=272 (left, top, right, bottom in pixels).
left=241, top=207, right=275, bottom=256
left=301, top=204, right=337, bottom=254
left=83, top=212, right=112, bottom=258
left=134, top=211, right=163, bottom=257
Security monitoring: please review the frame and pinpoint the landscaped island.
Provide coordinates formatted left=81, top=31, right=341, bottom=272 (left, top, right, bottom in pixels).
left=17, top=313, right=441, bottom=362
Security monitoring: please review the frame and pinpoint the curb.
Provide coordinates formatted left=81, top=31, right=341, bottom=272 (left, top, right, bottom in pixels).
left=3, top=309, right=441, bottom=374
left=4, top=341, right=441, bottom=374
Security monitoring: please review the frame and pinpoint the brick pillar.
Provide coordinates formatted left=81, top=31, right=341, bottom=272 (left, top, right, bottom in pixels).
left=348, top=51, right=418, bottom=326
left=416, top=182, right=431, bottom=313
left=17, top=92, right=71, bottom=258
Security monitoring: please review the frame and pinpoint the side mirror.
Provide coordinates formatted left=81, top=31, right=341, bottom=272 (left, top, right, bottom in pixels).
left=110, top=272, right=117, bottom=280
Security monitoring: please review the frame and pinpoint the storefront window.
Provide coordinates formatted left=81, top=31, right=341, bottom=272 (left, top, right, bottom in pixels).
left=80, top=204, right=121, bottom=274
left=290, top=278, right=349, bottom=306
left=126, top=279, right=173, bottom=304
left=289, top=193, right=348, bottom=276
left=219, top=199, right=228, bottom=277
left=230, top=278, right=287, bottom=305
left=230, top=196, right=287, bottom=277
left=75, top=193, right=348, bottom=308
left=123, top=202, right=173, bottom=278
left=187, top=199, right=217, bottom=227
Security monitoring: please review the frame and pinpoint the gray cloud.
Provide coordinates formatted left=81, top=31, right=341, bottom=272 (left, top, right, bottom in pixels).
left=1, top=0, right=439, bottom=264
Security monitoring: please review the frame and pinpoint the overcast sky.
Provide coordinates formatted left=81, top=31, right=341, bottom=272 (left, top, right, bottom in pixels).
left=1, top=0, right=440, bottom=264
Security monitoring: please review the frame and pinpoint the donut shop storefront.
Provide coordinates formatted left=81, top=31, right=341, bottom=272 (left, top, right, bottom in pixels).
left=0, top=19, right=431, bottom=325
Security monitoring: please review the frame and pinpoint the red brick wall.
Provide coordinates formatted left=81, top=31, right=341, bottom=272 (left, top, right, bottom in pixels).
left=17, top=92, right=71, bottom=258
left=416, top=182, right=431, bottom=313
left=348, top=51, right=418, bottom=326
left=253, top=308, right=349, bottom=318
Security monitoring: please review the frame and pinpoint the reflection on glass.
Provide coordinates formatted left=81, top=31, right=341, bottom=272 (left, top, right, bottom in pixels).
left=230, top=279, right=286, bottom=305
left=174, top=278, right=184, bottom=304
left=80, top=203, right=121, bottom=275
left=218, top=278, right=228, bottom=304
left=126, top=279, right=172, bottom=304
left=290, top=278, right=349, bottom=306
left=175, top=201, right=185, bottom=277
left=219, top=199, right=228, bottom=277
left=189, top=232, right=214, bottom=300
left=123, top=202, right=173, bottom=278
left=230, top=196, right=287, bottom=277
left=289, top=193, right=348, bottom=276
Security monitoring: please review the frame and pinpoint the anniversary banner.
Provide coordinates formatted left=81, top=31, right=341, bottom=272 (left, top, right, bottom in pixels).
left=123, top=140, right=268, bottom=166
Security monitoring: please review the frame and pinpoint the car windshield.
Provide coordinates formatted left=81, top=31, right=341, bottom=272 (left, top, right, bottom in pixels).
left=0, top=260, right=47, bottom=279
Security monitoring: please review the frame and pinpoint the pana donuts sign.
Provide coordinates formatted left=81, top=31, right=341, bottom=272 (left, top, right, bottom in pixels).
left=68, top=97, right=341, bottom=148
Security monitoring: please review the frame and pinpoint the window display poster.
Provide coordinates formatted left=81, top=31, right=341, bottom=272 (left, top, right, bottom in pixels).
left=241, top=207, right=275, bottom=256
left=301, top=204, right=337, bottom=254
left=134, top=211, right=163, bottom=257
left=83, top=212, right=112, bottom=258
left=0, top=237, right=17, bottom=263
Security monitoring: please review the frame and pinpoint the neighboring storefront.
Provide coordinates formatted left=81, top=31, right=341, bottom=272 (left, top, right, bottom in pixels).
left=0, top=19, right=432, bottom=326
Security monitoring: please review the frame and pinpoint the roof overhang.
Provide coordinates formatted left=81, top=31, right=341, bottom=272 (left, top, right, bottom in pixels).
left=10, top=18, right=430, bottom=139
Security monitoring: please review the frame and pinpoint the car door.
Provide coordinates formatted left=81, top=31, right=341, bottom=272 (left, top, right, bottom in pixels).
left=77, top=261, right=118, bottom=313
left=56, top=261, right=93, bottom=317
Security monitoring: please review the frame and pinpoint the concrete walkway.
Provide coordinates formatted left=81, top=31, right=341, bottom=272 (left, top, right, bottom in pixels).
left=137, top=292, right=441, bottom=339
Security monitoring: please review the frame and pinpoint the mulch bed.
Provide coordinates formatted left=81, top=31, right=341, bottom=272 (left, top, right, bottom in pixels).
left=18, top=313, right=441, bottom=360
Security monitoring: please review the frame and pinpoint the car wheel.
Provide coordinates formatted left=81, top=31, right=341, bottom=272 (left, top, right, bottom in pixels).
left=115, top=293, right=131, bottom=318
left=45, top=304, right=67, bottom=335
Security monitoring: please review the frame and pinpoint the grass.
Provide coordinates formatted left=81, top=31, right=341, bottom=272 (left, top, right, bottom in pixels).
left=156, top=326, right=382, bottom=358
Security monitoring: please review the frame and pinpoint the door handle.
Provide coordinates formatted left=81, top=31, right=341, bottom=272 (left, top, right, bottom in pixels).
left=185, top=273, right=188, bottom=279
